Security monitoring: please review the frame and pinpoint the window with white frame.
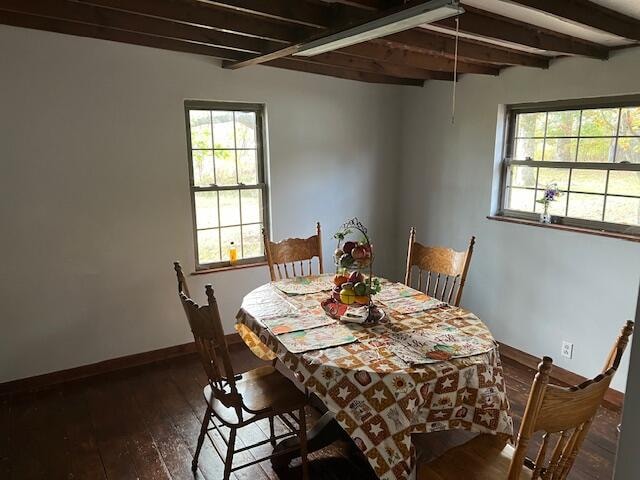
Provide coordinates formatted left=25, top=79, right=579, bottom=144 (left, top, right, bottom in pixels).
left=500, top=97, right=640, bottom=235
left=185, top=101, right=268, bottom=270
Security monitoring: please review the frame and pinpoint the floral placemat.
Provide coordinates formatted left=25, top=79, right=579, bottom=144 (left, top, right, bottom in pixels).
left=387, top=323, right=496, bottom=364
left=375, top=282, right=422, bottom=302
left=379, top=293, right=445, bottom=314
left=262, top=314, right=335, bottom=335
left=276, top=323, right=358, bottom=353
left=272, top=274, right=334, bottom=295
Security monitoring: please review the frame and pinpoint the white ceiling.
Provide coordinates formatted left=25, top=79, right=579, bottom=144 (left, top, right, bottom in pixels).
left=421, top=0, right=639, bottom=55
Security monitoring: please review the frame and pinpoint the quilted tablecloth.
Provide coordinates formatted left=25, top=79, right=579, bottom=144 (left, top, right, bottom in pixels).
left=235, top=281, right=513, bottom=480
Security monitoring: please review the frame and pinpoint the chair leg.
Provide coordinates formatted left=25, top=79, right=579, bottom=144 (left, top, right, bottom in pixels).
left=224, top=427, right=237, bottom=480
left=298, top=406, right=309, bottom=480
left=192, top=405, right=212, bottom=472
left=268, top=416, right=277, bottom=446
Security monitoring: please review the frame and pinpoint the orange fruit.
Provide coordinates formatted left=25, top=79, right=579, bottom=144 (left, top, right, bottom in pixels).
left=354, top=295, right=369, bottom=305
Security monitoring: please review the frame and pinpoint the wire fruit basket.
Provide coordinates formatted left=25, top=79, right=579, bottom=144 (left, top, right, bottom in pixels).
left=321, top=218, right=385, bottom=324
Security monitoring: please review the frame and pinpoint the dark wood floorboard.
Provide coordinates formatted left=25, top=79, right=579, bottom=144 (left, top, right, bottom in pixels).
left=1, top=346, right=620, bottom=479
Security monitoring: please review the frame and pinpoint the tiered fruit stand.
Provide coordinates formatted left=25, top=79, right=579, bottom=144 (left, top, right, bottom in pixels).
left=322, top=218, right=384, bottom=324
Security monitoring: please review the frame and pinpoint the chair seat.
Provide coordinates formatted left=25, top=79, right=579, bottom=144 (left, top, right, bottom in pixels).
left=204, top=365, right=307, bottom=426
left=417, top=432, right=533, bottom=480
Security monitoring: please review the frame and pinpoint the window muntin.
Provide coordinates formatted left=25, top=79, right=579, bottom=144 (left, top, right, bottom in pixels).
left=185, top=101, right=268, bottom=270
left=501, top=100, right=640, bottom=235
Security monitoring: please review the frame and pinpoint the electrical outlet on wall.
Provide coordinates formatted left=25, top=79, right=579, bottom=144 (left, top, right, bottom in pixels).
left=561, top=341, right=573, bottom=359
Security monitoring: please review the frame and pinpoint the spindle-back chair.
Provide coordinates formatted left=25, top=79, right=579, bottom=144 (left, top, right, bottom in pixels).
left=418, top=320, right=634, bottom=480
left=174, top=262, right=309, bottom=479
left=263, top=222, right=323, bottom=281
left=404, top=227, right=475, bottom=306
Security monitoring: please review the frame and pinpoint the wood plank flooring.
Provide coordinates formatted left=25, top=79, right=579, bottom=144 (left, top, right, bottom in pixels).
left=0, top=345, right=620, bottom=479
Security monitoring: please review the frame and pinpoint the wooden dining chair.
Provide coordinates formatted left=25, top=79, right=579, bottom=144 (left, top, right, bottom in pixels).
left=263, top=222, right=323, bottom=281
left=417, top=320, right=634, bottom=480
left=404, top=227, right=475, bottom=306
left=173, top=261, right=191, bottom=298
left=175, top=265, right=310, bottom=479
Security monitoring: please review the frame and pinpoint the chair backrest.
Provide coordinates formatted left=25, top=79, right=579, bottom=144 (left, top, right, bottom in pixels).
left=404, top=227, right=475, bottom=306
left=263, top=222, right=324, bottom=281
left=173, top=261, right=191, bottom=298
left=508, top=320, right=634, bottom=480
left=175, top=265, right=240, bottom=409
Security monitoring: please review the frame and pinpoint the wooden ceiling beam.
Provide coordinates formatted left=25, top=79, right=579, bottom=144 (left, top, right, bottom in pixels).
left=223, top=0, right=471, bottom=70
left=201, top=0, right=365, bottom=28
left=0, top=9, right=252, bottom=60
left=301, top=51, right=455, bottom=80
left=339, top=41, right=500, bottom=75
left=507, top=0, right=640, bottom=42
left=0, top=9, right=423, bottom=85
left=0, top=0, right=283, bottom=54
left=264, top=57, right=424, bottom=86
left=341, top=0, right=610, bottom=58
left=71, top=0, right=314, bottom=42
left=436, top=4, right=609, bottom=59
left=214, top=0, right=549, bottom=69
left=380, top=29, right=549, bottom=68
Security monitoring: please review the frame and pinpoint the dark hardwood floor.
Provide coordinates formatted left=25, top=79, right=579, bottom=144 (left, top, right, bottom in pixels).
left=0, top=345, right=621, bottom=479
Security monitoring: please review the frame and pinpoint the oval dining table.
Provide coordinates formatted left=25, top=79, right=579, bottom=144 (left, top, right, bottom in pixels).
left=235, top=276, right=514, bottom=480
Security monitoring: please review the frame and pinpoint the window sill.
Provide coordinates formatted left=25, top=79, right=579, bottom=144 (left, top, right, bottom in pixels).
left=487, top=215, right=640, bottom=243
left=191, top=261, right=268, bottom=275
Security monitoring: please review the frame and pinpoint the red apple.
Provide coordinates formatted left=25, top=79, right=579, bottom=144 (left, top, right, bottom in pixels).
left=348, top=271, right=364, bottom=284
left=352, top=245, right=367, bottom=260
left=343, top=241, right=356, bottom=254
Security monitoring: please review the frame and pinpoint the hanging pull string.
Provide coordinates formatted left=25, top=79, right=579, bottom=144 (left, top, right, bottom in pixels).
left=451, top=11, right=461, bottom=124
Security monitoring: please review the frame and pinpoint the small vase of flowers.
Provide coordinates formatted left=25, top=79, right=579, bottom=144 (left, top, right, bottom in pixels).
left=537, top=183, right=561, bottom=224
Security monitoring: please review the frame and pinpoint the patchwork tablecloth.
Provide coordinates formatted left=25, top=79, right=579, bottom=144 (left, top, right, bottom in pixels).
left=236, top=282, right=513, bottom=480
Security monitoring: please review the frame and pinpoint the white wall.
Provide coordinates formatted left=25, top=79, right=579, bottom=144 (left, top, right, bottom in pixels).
left=397, top=48, right=640, bottom=391
left=0, top=25, right=403, bottom=383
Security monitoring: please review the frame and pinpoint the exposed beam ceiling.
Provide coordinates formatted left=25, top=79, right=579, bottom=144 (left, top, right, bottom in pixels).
left=434, top=4, right=609, bottom=58
left=223, top=0, right=462, bottom=70
left=0, top=0, right=636, bottom=85
left=507, top=0, right=640, bottom=42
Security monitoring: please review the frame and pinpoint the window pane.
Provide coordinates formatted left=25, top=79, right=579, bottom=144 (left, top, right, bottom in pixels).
left=214, top=150, right=237, bottom=186
left=615, top=137, right=640, bottom=163
left=570, top=169, right=607, bottom=194
left=507, top=187, right=535, bottom=212
left=516, top=112, right=546, bottom=137
left=212, top=111, right=235, bottom=149
left=608, top=171, right=640, bottom=197
left=220, top=226, right=242, bottom=261
left=544, top=138, right=577, bottom=162
left=534, top=194, right=567, bottom=216
left=241, top=189, right=262, bottom=224
left=219, top=190, right=240, bottom=226
left=605, top=197, right=640, bottom=225
left=620, top=107, right=640, bottom=136
left=198, top=229, right=220, bottom=264
left=237, top=150, right=258, bottom=184
left=510, top=166, right=537, bottom=188
left=194, top=192, right=218, bottom=229
left=190, top=110, right=212, bottom=149
left=567, top=193, right=604, bottom=220
left=242, top=224, right=264, bottom=259
left=192, top=150, right=215, bottom=186
left=235, top=111, right=257, bottom=148
left=538, top=167, right=569, bottom=191
left=580, top=108, right=619, bottom=137
left=577, top=138, right=615, bottom=162
left=515, top=138, right=544, bottom=160
left=546, top=110, right=580, bottom=137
